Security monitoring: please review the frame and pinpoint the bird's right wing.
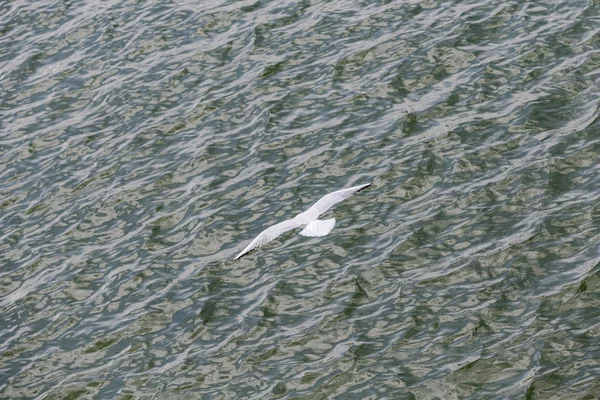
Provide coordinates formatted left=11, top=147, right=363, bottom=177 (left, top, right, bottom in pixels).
left=308, top=183, right=371, bottom=216
left=234, top=219, right=300, bottom=260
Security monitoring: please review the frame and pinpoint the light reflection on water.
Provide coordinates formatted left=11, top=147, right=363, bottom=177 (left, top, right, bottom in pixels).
left=1, top=0, right=600, bottom=398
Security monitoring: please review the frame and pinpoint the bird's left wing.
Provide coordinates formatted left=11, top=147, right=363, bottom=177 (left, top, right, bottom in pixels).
left=308, top=183, right=371, bottom=216
left=235, top=219, right=300, bottom=260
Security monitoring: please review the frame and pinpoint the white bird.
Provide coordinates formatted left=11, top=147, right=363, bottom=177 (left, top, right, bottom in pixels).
left=235, top=183, right=371, bottom=259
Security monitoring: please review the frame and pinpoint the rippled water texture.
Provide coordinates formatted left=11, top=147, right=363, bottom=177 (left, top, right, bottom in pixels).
left=2, top=0, right=600, bottom=398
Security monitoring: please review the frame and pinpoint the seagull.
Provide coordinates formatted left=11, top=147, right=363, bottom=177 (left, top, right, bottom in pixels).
left=235, top=183, right=371, bottom=259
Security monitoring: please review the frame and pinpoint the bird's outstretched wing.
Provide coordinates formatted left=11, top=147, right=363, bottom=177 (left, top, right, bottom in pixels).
left=235, top=219, right=300, bottom=260
left=308, top=183, right=371, bottom=216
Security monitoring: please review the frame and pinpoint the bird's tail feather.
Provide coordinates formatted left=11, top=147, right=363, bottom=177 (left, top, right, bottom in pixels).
left=299, top=218, right=336, bottom=237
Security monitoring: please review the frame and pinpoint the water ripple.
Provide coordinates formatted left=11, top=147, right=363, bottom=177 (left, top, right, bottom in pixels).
left=2, top=0, right=600, bottom=398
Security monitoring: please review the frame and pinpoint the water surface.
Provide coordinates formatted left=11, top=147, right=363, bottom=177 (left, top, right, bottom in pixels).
left=1, top=0, right=600, bottom=398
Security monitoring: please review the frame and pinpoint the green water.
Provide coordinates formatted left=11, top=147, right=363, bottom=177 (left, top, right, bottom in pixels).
left=1, top=0, right=600, bottom=398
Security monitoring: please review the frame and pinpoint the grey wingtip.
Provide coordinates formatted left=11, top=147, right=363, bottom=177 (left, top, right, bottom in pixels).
left=234, top=247, right=246, bottom=260
left=356, top=182, right=372, bottom=192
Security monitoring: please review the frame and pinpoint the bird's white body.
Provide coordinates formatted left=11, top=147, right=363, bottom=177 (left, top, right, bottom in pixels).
left=234, top=183, right=371, bottom=259
left=293, top=208, right=319, bottom=226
